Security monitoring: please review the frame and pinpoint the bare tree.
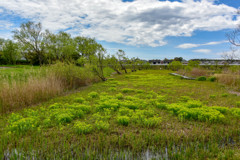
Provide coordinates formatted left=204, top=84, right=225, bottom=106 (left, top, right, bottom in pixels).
left=226, top=9, right=240, bottom=47
left=227, top=25, right=240, bottom=47
left=221, top=47, right=239, bottom=64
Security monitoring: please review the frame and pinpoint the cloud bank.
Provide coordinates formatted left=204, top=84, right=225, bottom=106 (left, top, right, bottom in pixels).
left=0, top=0, right=239, bottom=47
left=177, top=40, right=228, bottom=49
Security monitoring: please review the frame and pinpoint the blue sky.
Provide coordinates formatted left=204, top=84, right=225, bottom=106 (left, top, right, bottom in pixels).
left=0, top=0, right=239, bottom=60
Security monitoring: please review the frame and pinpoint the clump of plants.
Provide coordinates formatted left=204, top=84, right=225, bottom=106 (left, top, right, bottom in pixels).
left=117, top=116, right=130, bottom=126
left=197, top=76, right=207, bottom=81
left=95, top=120, right=110, bottom=131
left=74, top=121, right=93, bottom=134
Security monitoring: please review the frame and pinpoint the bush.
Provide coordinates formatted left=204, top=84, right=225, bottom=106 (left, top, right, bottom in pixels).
left=88, top=92, right=99, bottom=98
left=116, top=93, right=124, bottom=100
left=231, top=108, right=240, bottom=118
left=117, top=116, right=130, bottom=126
left=156, top=103, right=168, bottom=109
left=236, top=101, right=240, bottom=107
left=74, top=97, right=85, bottom=103
left=95, top=120, right=110, bottom=131
left=8, top=117, right=39, bottom=134
left=197, top=76, right=207, bottom=81
left=210, top=106, right=229, bottom=114
left=142, top=116, right=162, bottom=128
left=74, top=122, right=93, bottom=134
left=208, top=77, right=216, bottom=82
left=168, top=61, right=183, bottom=71
left=121, top=88, right=135, bottom=93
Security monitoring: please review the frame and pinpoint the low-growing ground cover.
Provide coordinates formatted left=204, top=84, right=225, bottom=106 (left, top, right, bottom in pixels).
left=1, top=70, right=240, bottom=159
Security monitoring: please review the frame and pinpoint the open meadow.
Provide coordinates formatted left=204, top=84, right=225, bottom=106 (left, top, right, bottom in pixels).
left=1, top=69, right=240, bottom=159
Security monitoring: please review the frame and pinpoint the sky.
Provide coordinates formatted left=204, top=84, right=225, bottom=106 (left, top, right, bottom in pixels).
left=0, top=0, right=240, bottom=60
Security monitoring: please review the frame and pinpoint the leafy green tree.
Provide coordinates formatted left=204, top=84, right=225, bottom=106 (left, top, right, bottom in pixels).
left=2, top=40, right=20, bottom=64
left=74, top=36, right=100, bottom=63
left=106, top=54, right=121, bottom=74
left=188, top=60, right=200, bottom=68
left=129, top=57, right=137, bottom=72
left=13, top=21, right=46, bottom=65
left=168, top=61, right=183, bottom=71
left=116, top=49, right=128, bottom=73
left=45, top=31, right=78, bottom=63
left=91, top=45, right=107, bottom=81
left=174, top=57, right=183, bottom=62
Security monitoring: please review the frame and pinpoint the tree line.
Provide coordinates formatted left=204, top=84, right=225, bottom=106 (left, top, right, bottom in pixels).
left=0, top=21, right=150, bottom=80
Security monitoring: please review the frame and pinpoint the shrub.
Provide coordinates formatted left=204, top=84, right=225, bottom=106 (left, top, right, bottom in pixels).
left=185, top=100, right=202, bottom=108
left=88, top=92, right=99, bottom=98
left=157, top=95, right=167, bottom=102
left=168, top=61, right=183, bottom=71
left=109, top=87, right=117, bottom=91
left=8, top=117, right=39, bottom=134
left=121, top=88, right=135, bottom=93
left=74, top=122, right=93, bottom=134
left=236, top=101, right=240, bottom=107
left=156, top=103, right=168, bottom=110
left=221, top=93, right=228, bottom=97
left=210, top=95, right=216, bottom=99
left=74, top=97, right=85, bottom=103
left=179, top=96, right=191, bottom=102
left=95, top=120, right=110, bottom=131
left=197, top=76, right=207, bottom=81
left=231, top=108, right=240, bottom=118
left=117, top=116, right=130, bottom=126
left=142, top=116, right=162, bottom=128
left=54, top=112, right=74, bottom=124
left=116, top=93, right=124, bottom=100
left=118, top=107, right=134, bottom=116
left=208, top=77, right=216, bottom=82
left=96, top=99, right=120, bottom=111
left=121, top=100, right=139, bottom=110
left=210, top=106, right=229, bottom=114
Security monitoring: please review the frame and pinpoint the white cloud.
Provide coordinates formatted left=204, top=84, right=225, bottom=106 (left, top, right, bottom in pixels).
left=0, top=20, right=14, bottom=30
left=177, top=40, right=228, bottom=49
left=0, top=0, right=239, bottom=47
left=193, top=49, right=211, bottom=54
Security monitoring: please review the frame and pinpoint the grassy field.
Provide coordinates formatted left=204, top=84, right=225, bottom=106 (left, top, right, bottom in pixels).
left=1, top=70, right=240, bottom=159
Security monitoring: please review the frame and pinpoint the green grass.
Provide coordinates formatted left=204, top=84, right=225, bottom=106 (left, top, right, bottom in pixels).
left=1, top=70, right=240, bottom=159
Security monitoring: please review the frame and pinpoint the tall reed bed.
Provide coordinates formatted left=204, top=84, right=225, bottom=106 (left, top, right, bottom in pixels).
left=0, top=63, right=98, bottom=114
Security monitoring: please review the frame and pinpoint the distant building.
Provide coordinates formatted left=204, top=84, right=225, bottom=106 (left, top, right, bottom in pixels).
left=148, top=58, right=240, bottom=65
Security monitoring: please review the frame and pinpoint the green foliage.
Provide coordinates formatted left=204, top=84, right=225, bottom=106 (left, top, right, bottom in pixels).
left=208, top=77, right=216, bottom=82
left=116, top=93, right=124, bottom=100
left=142, top=116, right=162, bottom=128
left=2, top=40, right=20, bottom=65
left=74, top=122, right=93, bottom=134
left=74, top=97, right=85, bottom=103
left=221, top=93, right=228, bottom=97
left=230, top=108, right=240, bottom=118
left=121, top=88, right=135, bottom=93
left=8, top=117, right=39, bottom=134
left=179, top=96, right=191, bottom=102
left=88, top=92, right=99, bottom=98
left=197, top=76, right=207, bottom=81
left=185, top=100, right=202, bottom=108
left=95, top=120, right=110, bottom=131
left=117, top=116, right=130, bottom=126
left=156, top=103, right=168, bottom=109
left=168, top=61, right=183, bottom=71
left=210, top=95, right=216, bottom=99
left=236, top=101, right=240, bottom=107
left=210, top=106, right=229, bottom=114
left=188, top=60, right=200, bottom=68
